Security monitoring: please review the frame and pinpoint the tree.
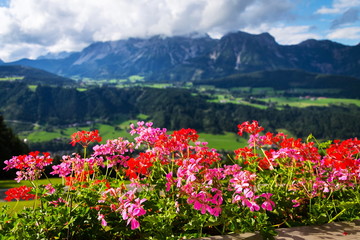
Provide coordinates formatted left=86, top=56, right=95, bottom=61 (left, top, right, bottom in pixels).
left=0, top=116, right=29, bottom=179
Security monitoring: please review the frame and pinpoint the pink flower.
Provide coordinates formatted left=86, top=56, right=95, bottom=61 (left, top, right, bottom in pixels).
left=100, top=188, right=147, bottom=230
left=121, top=198, right=147, bottom=230
left=130, top=121, right=167, bottom=148
left=165, top=172, right=175, bottom=191
left=50, top=161, right=71, bottom=177
left=97, top=213, right=108, bottom=227
left=49, top=197, right=68, bottom=206
left=50, top=153, right=104, bottom=178
left=292, top=199, right=301, bottom=208
left=4, top=151, right=53, bottom=182
left=44, top=184, right=56, bottom=195
left=243, top=199, right=260, bottom=212
left=92, top=137, right=134, bottom=168
left=130, top=218, right=140, bottom=230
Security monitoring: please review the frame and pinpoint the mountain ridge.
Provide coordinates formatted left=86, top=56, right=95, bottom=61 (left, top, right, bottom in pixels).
left=0, top=31, right=359, bottom=80
left=0, top=65, right=75, bottom=85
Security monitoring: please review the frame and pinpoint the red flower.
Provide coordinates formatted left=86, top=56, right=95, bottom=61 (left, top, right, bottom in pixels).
left=237, top=121, right=264, bottom=136
left=126, top=152, right=154, bottom=179
left=70, top=130, right=102, bottom=148
left=93, top=179, right=111, bottom=189
left=64, top=170, right=95, bottom=189
left=4, top=186, right=36, bottom=201
left=234, top=147, right=259, bottom=160
left=171, top=128, right=199, bottom=143
left=323, top=138, right=360, bottom=171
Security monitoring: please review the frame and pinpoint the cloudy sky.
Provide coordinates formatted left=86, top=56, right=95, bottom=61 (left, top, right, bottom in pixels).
left=0, top=0, right=359, bottom=62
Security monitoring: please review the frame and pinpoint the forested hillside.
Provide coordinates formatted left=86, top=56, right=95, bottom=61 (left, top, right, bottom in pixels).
left=194, top=69, right=360, bottom=98
left=0, top=115, right=29, bottom=179
left=0, top=65, right=75, bottom=85
left=1, top=82, right=360, bottom=140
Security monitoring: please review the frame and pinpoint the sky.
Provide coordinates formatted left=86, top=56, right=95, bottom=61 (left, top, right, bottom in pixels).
left=0, top=0, right=359, bottom=62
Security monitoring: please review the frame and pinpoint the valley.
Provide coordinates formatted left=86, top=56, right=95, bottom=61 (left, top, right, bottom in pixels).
left=0, top=31, right=359, bottom=157
left=3, top=79, right=359, bottom=154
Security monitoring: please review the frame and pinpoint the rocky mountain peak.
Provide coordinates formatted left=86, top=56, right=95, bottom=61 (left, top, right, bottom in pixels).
left=1, top=31, right=359, bottom=80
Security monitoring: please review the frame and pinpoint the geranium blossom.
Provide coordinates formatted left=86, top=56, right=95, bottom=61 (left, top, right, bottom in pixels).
left=99, top=188, right=146, bottom=230
left=3, top=151, right=53, bottom=182
left=4, top=186, right=36, bottom=201
left=126, top=152, right=154, bottom=179
left=51, top=153, right=104, bottom=177
left=92, top=137, right=134, bottom=168
left=237, top=120, right=264, bottom=136
left=70, top=129, right=102, bottom=148
left=6, top=121, right=360, bottom=238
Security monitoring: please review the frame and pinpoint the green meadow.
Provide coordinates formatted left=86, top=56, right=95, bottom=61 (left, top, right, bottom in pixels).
left=0, top=76, right=24, bottom=81
left=197, top=132, right=247, bottom=150
left=22, top=123, right=133, bottom=143
left=0, top=199, right=37, bottom=215
left=22, top=125, right=246, bottom=151
left=207, top=88, right=360, bottom=109
left=265, top=97, right=360, bottom=108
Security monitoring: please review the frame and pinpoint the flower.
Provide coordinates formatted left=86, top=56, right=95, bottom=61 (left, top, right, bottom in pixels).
left=51, top=153, right=104, bottom=178
left=92, top=137, right=134, bottom=168
left=49, top=197, right=68, bottom=206
left=4, top=186, right=36, bottom=201
left=99, top=188, right=147, bottom=230
left=237, top=120, right=264, bottom=136
left=126, top=152, right=154, bottom=179
left=70, top=129, right=102, bottom=148
left=260, top=193, right=275, bottom=211
left=44, top=184, right=56, bottom=195
left=3, top=151, right=53, bottom=182
left=6, top=120, right=360, bottom=238
left=98, top=213, right=108, bottom=227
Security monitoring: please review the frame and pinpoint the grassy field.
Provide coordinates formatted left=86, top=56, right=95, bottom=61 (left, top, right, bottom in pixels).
left=0, top=199, right=38, bottom=214
left=22, top=123, right=134, bottom=143
left=208, top=91, right=360, bottom=109
left=21, top=120, right=246, bottom=151
left=265, top=97, right=360, bottom=108
left=0, top=76, right=24, bottom=81
left=197, top=132, right=247, bottom=150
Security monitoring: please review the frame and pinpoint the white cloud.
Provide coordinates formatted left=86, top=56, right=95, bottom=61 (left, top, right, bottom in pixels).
left=269, top=26, right=323, bottom=45
left=0, top=0, right=295, bottom=62
left=0, top=42, right=47, bottom=61
left=316, top=0, right=360, bottom=14
left=327, top=26, right=360, bottom=41
left=243, top=24, right=322, bottom=45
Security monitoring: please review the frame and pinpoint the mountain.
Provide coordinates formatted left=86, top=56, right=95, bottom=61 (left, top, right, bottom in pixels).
left=0, top=65, right=75, bottom=85
left=1, top=31, right=359, bottom=80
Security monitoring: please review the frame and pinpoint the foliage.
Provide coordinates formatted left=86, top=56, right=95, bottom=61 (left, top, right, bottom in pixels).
left=0, top=65, right=74, bottom=86
left=1, top=121, right=360, bottom=239
left=0, top=116, right=29, bottom=179
left=194, top=69, right=360, bottom=98
left=2, top=82, right=360, bottom=142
